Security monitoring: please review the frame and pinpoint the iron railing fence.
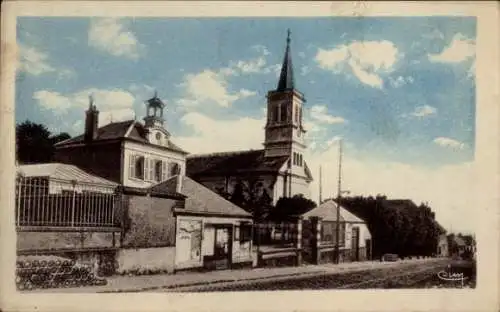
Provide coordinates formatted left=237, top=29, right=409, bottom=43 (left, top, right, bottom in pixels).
left=15, top=176, right=121, bottom=229
left=253, top=221, right=298, bottom=246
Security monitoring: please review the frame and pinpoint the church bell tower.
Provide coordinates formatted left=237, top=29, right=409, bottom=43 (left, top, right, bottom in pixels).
left=264, top=30, right=307, bottom=165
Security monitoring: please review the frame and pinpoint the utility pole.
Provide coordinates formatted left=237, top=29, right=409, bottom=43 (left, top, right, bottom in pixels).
left=319, top=165, right=323, bottom=205
left=335, top=139, right=343, bottom=264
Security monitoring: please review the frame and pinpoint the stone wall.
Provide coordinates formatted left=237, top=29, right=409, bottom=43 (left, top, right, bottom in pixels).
left=121, top=195, right=178, bottom=248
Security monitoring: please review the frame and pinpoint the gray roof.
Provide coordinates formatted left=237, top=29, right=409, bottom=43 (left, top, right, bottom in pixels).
left=302, top=199, right=365, bottom=223
left=152, top=175, right=252, bottom=218
left=17, top=163, right=118, bottom=186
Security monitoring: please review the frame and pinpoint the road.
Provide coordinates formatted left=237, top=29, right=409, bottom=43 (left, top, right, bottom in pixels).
left=164, top=258, right=475, bottom=292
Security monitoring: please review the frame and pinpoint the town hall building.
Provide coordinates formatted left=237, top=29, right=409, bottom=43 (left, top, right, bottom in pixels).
left=54, top=93, right=188, bottom=188
left=186, top=31, right=313, bottom=205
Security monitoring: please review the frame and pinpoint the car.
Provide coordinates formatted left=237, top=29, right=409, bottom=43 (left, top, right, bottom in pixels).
left=381, top=253, right=399, bottom=262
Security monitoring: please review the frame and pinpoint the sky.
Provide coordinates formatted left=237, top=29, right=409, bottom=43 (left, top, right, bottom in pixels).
left=16, top=17, right=476, bottom=233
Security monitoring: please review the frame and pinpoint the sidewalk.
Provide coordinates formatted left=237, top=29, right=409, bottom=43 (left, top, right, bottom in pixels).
left=28, top=258, right=445, bottom=293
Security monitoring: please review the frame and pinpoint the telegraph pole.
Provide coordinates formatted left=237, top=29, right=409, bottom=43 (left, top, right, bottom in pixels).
left=335, top=139, right=343, bottom=264
left=319, top=165, right=323, bottom=205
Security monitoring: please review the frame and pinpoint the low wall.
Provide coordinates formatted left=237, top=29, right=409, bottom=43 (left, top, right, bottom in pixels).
left=116, top=247, right=176, bottom=274
left=17, top=231, right=120, bottom=252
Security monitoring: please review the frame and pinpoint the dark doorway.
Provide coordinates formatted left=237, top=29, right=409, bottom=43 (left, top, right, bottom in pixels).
left=204, top=224, right=233, bottom=270
left=366, top=239, right=372, bottom=260
left=351, top=227, right=360, bottom=261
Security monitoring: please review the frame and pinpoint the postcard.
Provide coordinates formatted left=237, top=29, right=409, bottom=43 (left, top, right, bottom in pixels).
left=1, top=1, right=498, bottom=312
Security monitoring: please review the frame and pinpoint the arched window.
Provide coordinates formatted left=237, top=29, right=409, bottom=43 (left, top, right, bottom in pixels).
left=169, top=162, right=180, bottom=177
left=280, top=104, right=287, bottom=122
left=135, top=156, right=145, bottom=180
left=294, top=105, right=299, bottom=123
left=273, top=105, right=280, bottom=122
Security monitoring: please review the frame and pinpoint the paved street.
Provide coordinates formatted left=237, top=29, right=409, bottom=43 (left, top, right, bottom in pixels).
left=26, top=258, right=452, bottom=293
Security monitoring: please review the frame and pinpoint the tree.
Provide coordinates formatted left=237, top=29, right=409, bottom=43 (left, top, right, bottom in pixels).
left=269, top=194, right=317, bottom=220
left=339, top=195, right=445, bottom=259
left=225, top=177, right=273, bottom=221
left=16, top=120, right=71, bottom=164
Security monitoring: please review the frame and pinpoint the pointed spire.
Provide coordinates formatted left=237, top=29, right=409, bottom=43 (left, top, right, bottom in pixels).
left=277, top=28, right=295, bottom=91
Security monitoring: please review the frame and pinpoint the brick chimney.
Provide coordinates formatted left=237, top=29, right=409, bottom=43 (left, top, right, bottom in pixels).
left=84, top=95, right=99, bottom=142
left=176, top=174, right=183, bottom=194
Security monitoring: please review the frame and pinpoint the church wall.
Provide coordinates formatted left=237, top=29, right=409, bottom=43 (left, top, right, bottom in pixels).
left=192, top=174, right=279, bottom=205
left=123, top=141, right=186, bottom=188
left=290, top=177, right=312, bottom=199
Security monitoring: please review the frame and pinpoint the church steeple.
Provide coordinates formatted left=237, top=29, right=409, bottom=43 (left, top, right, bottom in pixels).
left=277, top=29, right=295, bottom=92
left=264, top=29, right=306, bottom=160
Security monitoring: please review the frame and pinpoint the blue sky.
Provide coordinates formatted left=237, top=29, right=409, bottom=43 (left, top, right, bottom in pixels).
left=16, top=17, right=476, bottom=168
left=16, top=17, right=477, bottom=232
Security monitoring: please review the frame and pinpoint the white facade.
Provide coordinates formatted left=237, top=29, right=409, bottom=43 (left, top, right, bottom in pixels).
left=174, top=215, right=253, bottom=270
left=122, top=140, right=186, bottom=188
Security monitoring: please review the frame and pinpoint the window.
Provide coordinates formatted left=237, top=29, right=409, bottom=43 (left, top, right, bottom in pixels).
left=169, top=162, right=180, bottom=177
left=299, top=154, right=303, bottom=166
left=274, top=105, right=280, bottom=122
left=129, top=155, right=145, bottom=180
left=299, top=107, right=302, bottom=125
left=280, top=104, right=287, bottom=122
left=293, top=152, right=297, bottom=166
left=240, top=223, right=252, bottom=242
left=145, top=158, right=154, bottom=181
left=294, top=105, right=299, bottom=123
left=154, top=160, right=163, bottom=182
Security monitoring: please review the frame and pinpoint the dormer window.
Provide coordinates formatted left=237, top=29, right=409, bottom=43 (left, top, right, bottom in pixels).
left=155, top=132, right=162, bottom=141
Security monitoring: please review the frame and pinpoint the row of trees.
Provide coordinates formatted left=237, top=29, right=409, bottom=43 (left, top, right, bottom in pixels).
left=339, top=195, right=446, bottom=259
left=16, top=120, right=71, bottom=164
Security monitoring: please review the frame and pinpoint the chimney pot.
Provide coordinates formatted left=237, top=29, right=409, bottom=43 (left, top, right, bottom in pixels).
left=176, top=174, right=183, bottom=194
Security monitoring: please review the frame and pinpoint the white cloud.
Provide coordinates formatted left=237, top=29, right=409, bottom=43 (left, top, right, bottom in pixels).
left=33, top=90, right=71, bottom=112
left=310, top=105, right=346, bottom=124
left=252, top=45, right=270, bottom=56
left=315, top=40, right=400, bottom=89
left=18, top=44, right=55, bottom=76
left=433, top=137, right=466, bottom=150
left=18, top=43, right=75, bottom=79
left=177, top=70, right=256, bottom=108
left=428, top=33, right=475, bottom=63
left=388, top=75, right=414, bottom=88
left=88, top=18, right=145, bottom=60
left=231, top=57, right=267, bottom=74
left=33, top=88, right=137, bottom=126
left=410, top=105, right=437, bottom=118
left=177, top=112, right=264, bottom=154
left=307, top=143, right=477, bottom=233
left=98, top=108, right=135, bottom=126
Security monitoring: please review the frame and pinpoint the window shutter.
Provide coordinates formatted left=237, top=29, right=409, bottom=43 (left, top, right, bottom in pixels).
left=149, top=159, right=154, bottom=181
left=161, top=161, right=167, bottom=181
left=144, top=158, right=150, bottom=181
left=129, top=155, right=135, bottom=178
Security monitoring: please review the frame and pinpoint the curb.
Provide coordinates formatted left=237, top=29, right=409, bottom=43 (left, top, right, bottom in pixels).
left=97, top=270, right=328, bottom=293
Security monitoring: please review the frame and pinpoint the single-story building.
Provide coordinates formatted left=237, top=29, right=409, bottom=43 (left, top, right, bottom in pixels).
left=301, top=199, right=372, bottom=264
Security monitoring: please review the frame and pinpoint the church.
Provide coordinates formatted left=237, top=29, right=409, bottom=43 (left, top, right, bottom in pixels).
left=186, top=31, right=313, bottom=206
